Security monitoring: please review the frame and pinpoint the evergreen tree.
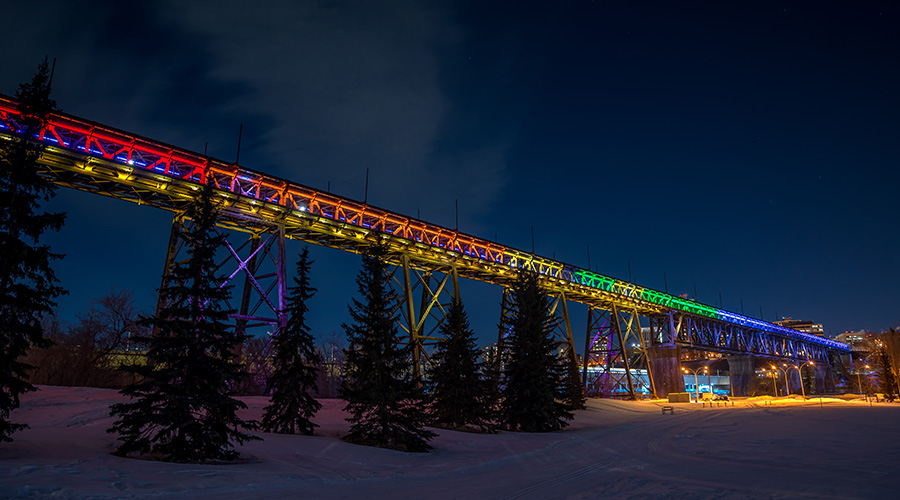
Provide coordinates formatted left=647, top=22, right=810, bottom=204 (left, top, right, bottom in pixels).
left=880, top=328, right=900, bottom=396
left=429, top=297, right=497, bottom=432
left=340, top=243, right=435, bottom=452
left=262, top=246, right=322, bottom=434
left=0, top=58, right=66, bottom=443
left=500, top=271, right=573, bottom=432
left=560, top=351, right=586, bottom=410
left=108, top=182, right=259, bottom=462
left=875, top=343, right=898, bottom=399
left=559, top=356, right=585, bottom=410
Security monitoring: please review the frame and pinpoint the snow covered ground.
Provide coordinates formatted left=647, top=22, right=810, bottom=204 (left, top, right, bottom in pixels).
left=2, top=386, right=898, bottom=499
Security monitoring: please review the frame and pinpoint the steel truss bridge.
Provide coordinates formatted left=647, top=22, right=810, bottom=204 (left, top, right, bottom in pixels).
left=0, top=94, right=850, bottom=398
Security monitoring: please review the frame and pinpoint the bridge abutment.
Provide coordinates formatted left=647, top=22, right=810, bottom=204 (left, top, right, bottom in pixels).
left=648, top=345, right=684, bottom=397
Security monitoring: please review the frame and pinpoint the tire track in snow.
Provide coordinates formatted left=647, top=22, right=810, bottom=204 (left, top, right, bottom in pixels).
left=501, top=458, right=615, bottom=500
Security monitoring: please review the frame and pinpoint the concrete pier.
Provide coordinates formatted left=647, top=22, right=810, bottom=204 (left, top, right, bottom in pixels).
left=648, top=345, right=684, bottom=397
left=727, top=354, right=756, bottom=397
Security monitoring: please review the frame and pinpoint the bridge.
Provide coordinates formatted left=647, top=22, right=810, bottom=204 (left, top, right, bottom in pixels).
left=0, top=94, right=850, bottom=398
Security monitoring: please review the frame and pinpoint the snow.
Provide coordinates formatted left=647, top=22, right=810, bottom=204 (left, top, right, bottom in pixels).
left=2, top=386, right=899, bottom=499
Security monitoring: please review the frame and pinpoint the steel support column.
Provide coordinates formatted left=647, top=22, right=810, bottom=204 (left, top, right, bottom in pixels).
left=611, top=304, right=637, bottom=398
left=155, top=212, right=288, bottom=336
left=235, top=236, right=261, bottom=336
left=582, top=305, right=613, bottom=397
left=582, top=304, right=656, bottom=399
left=549, top=293, right=582, bottom=397
left=215, top=224, right=288, bottom=334
left=275, top=224, right=287, bottom=332
left=495, top=287, right=513, bottom=369
left=393, top=255, right=460, bottom=382
left=154, top=212, right=185, bottom=324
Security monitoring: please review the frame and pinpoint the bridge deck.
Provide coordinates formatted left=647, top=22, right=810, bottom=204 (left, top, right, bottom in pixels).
left=0, top=94, right=848, bottom=355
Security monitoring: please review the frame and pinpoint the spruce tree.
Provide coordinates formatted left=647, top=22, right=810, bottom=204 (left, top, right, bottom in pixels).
left=0, top=58, right=66, bottom=443
left=108, top=182, right=259, bottom=462
left=500, top=271, right=573, bottom=432
left=262, top=246, right=322, bottom=434
left=340, top=243, right=435, bottom=452
left=429, top=297, right=497, bottom=432
left=561, top=353, right=587, bottom=410
left=875, top=344, right=898, bottom=399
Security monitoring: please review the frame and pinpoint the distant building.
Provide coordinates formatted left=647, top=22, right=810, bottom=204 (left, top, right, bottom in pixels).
left=481, top=344, right=499, bottom=365
left=774, top=317, right=824, bottom=337
left=834, top=331, right=872, bottom=353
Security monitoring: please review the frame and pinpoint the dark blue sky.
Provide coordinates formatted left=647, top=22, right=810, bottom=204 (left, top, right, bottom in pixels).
left=3, top=1, right=898, bottom=343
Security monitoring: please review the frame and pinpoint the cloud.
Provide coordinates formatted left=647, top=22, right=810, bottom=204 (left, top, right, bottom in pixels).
left=2, top=0, right=513, bottom=235
left=156, top=0, right=509, bottom=230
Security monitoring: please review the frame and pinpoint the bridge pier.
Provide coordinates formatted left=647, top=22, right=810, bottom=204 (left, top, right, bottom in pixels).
left=394, top=257, right=460, bottom=384
left=782, top=366, right=802, bottom=396
left=155, top=213, right=288, bottom=337
left=648, top=345, right=684, bottom=397
left=814, top=363, right=835, bottom=394
left=728, top=354, right=756, bottom=397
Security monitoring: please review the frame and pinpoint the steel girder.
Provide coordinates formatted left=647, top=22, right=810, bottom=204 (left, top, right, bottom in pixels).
left=649, top=312, right=830, bottom=362
left=155, top=214, right=288, bottom=337
left=388, top=255, right=460, bottom=382
left=0, top=95, right=849, bottom=361
left=582, top=305, right=656, bottom=399
left=548, top=292, right=580, bottom=370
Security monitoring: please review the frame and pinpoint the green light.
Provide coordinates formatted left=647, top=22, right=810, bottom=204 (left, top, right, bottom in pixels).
left=574, top=269, right=718, bottom=318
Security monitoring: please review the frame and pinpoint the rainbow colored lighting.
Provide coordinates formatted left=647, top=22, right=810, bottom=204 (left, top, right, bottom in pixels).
left=0, top=95, right=849, bottom=353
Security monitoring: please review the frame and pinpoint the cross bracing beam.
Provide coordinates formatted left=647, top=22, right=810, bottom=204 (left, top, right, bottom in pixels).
left=548, top=292, right=579, bottom=358
left=649, top=312, right=830, bottom=362
left=581, top=305, right=656, bottom=399
left=154, top=214, right=288, bottom=336
left=0, top=94, right=849, bottom=358
left=390, top=256, right=460, bottom=381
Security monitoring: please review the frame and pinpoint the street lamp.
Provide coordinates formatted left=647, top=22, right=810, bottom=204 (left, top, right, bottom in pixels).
left=789, top=361, right=815, bottom=398
left=856, top=364, right=870, bottom=395
left=683, top=366, right=709, bottom=401
left=773, top=365, right=790, bottom=396
left=762, top=368, right=778, bottom=397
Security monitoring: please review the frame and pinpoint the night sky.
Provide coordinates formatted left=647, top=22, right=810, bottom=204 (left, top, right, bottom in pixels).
left=3, top=1, right=898, bottom=344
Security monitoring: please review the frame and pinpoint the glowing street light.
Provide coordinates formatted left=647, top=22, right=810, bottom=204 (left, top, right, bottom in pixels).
left=762, top=368, right=778, bottom=397
left=789, top=361, right=815, bottom=398
left=856, top=363, right=870, bottom=395
left=683, top=365, right=709, bottom=401
left=773, top=365, right=790, bottom=395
